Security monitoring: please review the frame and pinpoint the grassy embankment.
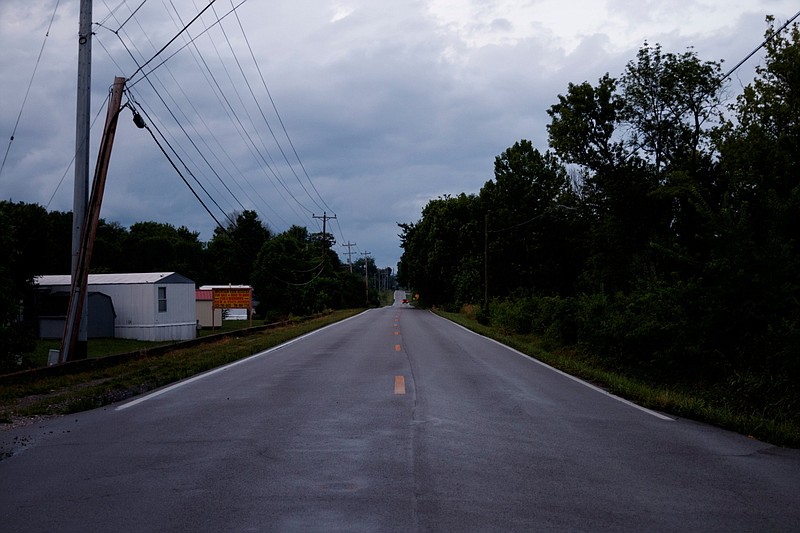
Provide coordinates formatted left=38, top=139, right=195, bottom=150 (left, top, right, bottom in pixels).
left=437, top=309, right=800, bottom=448
left=27, top=320, right=260, bottom=368
left=0, top=310, right=361, bottom=424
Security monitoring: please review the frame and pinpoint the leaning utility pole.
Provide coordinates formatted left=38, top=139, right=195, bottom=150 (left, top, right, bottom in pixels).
left=62, top=77, right=126, bottom=363
left=71, top=0, right=92, bottom=359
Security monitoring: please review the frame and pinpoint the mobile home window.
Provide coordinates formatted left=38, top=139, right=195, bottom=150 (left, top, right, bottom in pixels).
left=158, top=286, right=167, bottom=312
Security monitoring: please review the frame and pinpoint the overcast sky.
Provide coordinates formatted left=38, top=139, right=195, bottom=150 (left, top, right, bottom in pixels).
left=1, top=0, right=797, bottom=275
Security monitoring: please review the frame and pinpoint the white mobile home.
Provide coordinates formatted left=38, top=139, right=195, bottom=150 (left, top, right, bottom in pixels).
left=36, top=272, right=197, bottom=342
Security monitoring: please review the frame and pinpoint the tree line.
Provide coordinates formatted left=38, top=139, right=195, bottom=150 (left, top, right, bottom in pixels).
left=1, top=203, right=390, bottom=369
left=398, top=19, right=799, bottom=417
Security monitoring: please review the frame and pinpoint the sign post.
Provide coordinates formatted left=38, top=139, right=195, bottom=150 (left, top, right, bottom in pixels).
left=212, top=287, right=253, bottom=327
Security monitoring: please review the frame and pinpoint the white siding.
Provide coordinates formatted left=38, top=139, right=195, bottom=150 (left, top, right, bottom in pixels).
left=36, top=273, right=197, bottom=342
left=99, top=283, right=195, bottom=341
left=196, top=300, right=223, bottom=328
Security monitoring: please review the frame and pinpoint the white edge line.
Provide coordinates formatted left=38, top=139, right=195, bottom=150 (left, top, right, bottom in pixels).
left=433, top=312, right=674, bottom=421
left=116, top=310, right=370, bottom=411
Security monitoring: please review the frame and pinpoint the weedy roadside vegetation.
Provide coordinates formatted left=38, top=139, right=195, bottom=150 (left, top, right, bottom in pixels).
left=440, top=307, right=800, bottom=448
left=0, top=310, right=360, bottom=425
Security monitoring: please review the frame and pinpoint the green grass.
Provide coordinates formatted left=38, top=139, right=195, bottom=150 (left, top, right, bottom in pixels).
left=438, top=310, right=800, bottom=448
left=29, top=338, right=173, bottom=367
left=28, top=320, right=261, bottom=367
left=378, top=290, right=396, bottom=306
left=197, top=319, right=259, bottom=336
left=0, top=310, right=362, bottom=423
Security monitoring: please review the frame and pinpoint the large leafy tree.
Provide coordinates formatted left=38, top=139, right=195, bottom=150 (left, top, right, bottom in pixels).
left=620, top=42, right=723, bottom=174
left=92, top=220, right=129, bottom=273
left=206, top=210, right=272, bottom=285
left=124, top=221, right=205, bottom=282
left=0, top=202, right=71, bottom=278
left=480, top=140, right=575, bottom=297
left=711, top=17, right=800, bottom=380
left=253, top=225, right=361, bottom=317
left=548, top=85, right=659, bottom=292
left=398, top=193, right=482, bottom=307
left=547, top=44, right=725, bottom=293
left=0, top=203, right=38, bottom=369
left=546, top=74, right=624, bottom=174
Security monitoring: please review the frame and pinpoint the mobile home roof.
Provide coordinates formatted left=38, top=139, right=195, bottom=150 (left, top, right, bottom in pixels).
left=36, top=272, right=194, bottom=286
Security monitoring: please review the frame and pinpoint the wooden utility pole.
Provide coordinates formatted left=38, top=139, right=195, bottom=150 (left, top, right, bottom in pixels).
left=341, top=241, right=356, bottom=273
left=484, top=212, right=489, bottom=308
left=312, top=212, right=336, bottom=268
left=362, top=251, right=371, bottom=306
left=61, top=77, right=126, bottom=363
left=71, top=0, right=93, bottom=359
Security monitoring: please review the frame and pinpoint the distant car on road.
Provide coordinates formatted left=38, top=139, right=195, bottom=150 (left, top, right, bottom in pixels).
left=402, top=298, right=408, bottom=304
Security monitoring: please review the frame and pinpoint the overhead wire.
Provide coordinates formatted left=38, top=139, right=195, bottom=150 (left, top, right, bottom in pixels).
left=138, top=0, right=333, bottom=228
left=214, top=2, right=325, bottom=215
left=127, top=92, right=233, bottom=228
left=0, top=0, right=353, bottom=276
left=94, top=0, right=351, bottom=263
left=116, top=3, right=280, bottom=227
left=45, top=93, right=111, bottom=210
left=126, top=0, right=218, bottom=83
left=99, top=38, right=239, bottom=227
left=1, top=0, right=62, bottom=180
left=98, top=0, right=133, bottom=27
left=719, top=10, right=800, bottom=82
left=99, top=4, right=261, bottom=225
left=115, top=0, right=148, bottom=33
left=99, top=3, right=238, bottom=227
left=126, top=0, right=248, bottom=89
left=175, top=1, right=315, bottom=221
left=135, top=0, right=308, bottom=230
left=229, top=0, right=335, bottom=216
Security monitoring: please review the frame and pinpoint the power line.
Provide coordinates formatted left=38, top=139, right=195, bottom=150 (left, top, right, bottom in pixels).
left=128, top=97, right=230, bottom=231
left=180, top=5, right=315, bottom=219
left=126, top=0, right=249, bottom=89
left=0, top=0, right=62, bottom=180
left=99, top=7, right=283, bottom=227
left=152, top=1, right=310, bottom=224
left=98, top=0, right=133, bottom=26
left=114, top=0, right=148, bottom=33
left=121, top=5, right=283, bottom=228
left=224, top=2, right=328, bottom=214
left=45, top=93, right=111, bottom=210
left=93, top=0, right=353, bottom=254
left=127, top=0, right=218, bottom=82
left=720, top=10, right=800, bottom=82
left=99, top=21, right=239, bottom=225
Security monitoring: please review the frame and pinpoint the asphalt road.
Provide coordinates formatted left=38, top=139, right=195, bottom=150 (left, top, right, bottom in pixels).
left=1, top=290, right=799, bottom=532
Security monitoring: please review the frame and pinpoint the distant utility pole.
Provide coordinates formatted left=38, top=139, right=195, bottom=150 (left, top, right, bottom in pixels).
left=341, top=241, right=356, bottom=273
left=361, top=251, right=371, bottom=306
left=312, top=212, right=336, bottom=267
left=71, top=0, right=93, bottom=359
left=484, top=212, right=489, bottom=308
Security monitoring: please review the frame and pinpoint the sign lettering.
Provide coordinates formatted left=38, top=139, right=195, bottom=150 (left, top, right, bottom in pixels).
left=213, top=288, right=251, bottom=309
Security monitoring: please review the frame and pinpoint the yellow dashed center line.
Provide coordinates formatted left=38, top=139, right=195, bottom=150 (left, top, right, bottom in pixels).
left=395, top=344, right=401, bottom=352
left=394, top=375, right=406, bottom=394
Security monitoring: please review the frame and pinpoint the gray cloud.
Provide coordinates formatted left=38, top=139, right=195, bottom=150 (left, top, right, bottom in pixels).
left=1, top=0, right=796, bottom=270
